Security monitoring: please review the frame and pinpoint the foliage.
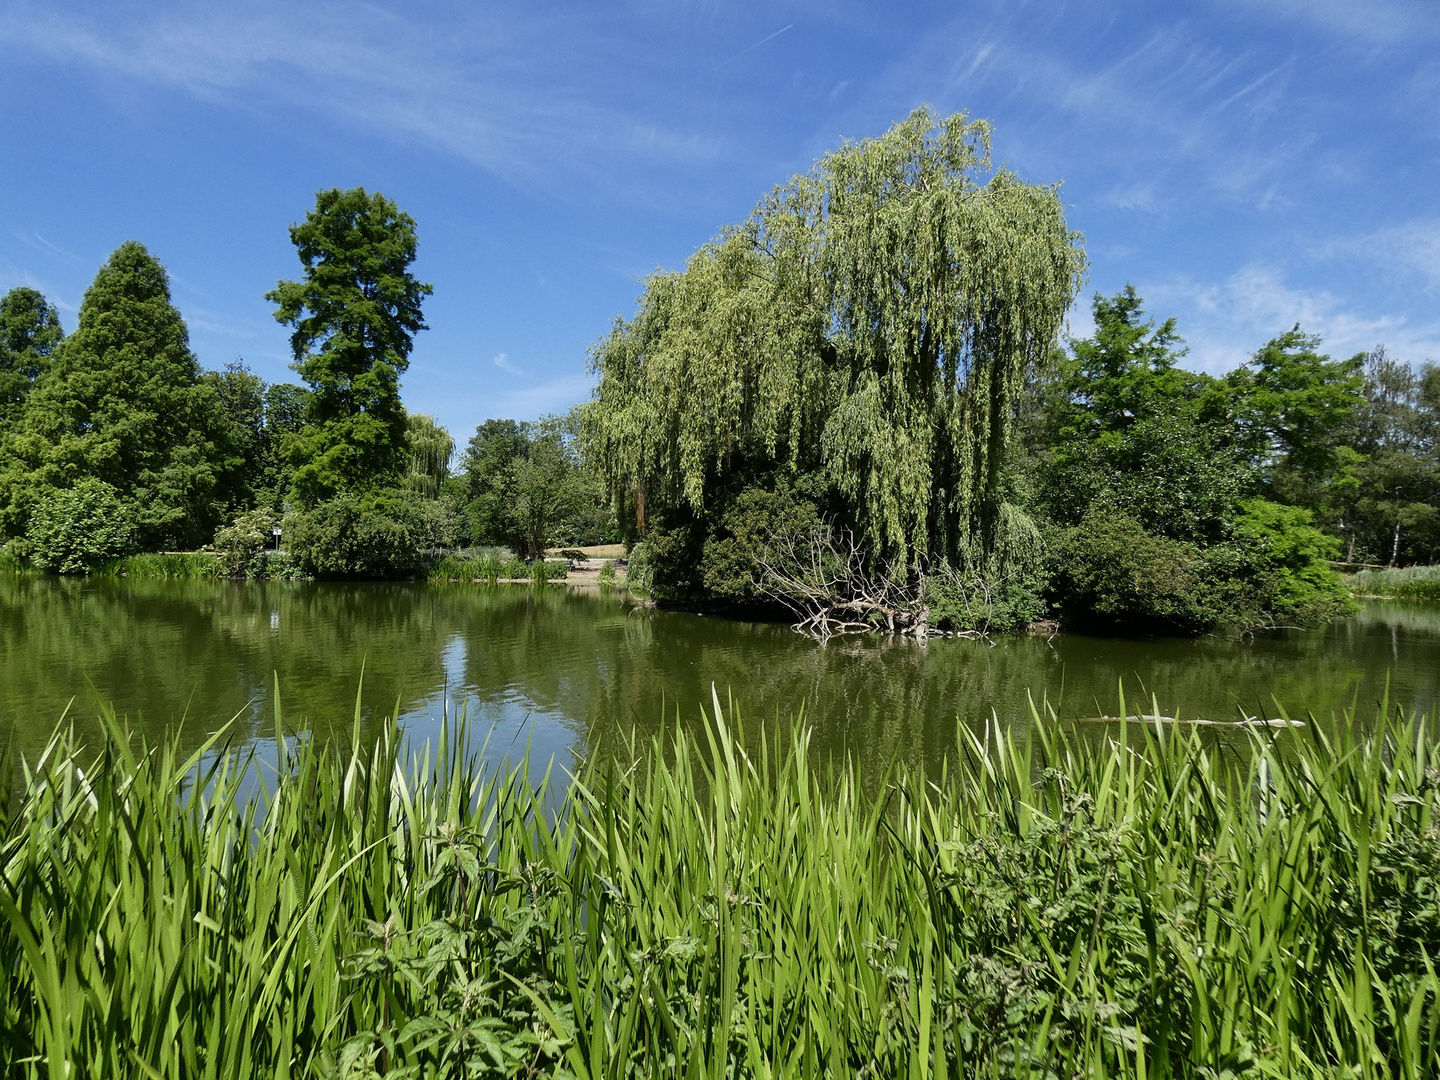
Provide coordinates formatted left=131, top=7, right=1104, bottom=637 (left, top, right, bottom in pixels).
left=283, top=488, right=432, bottom=579
left=428, top=552, right=567, bottom=583
left=0, top=243, right=239, bottom=549
left=1228, top=498, right=1355, bottom=626
left=1049, top=513, right=1214, bottom=632
left=2, top=693, right=1440, bottom=1076
left=1350, top=564, right=1440, bottom=600
left=23, top=478, right=137, bottom=574
left=588, top=106, right=1085, bottom=569
left=404, top=412, right=454, bottom=499
left=101, top=551, right=223, bottom=579
left=460, top=412, right=606, bottom=561
left=1342, top=349, right=1440, bottom=566
left=213, top=507, right=282, bottom=577
left=596, top=558, right=617, bottom=584
left=268, top=188, right=433, bottom=505
left=699, top=481, right=827, bottom=601
left=1049, top=502, right=1354, bottom=633
left=1224, top=327, right=1365, bottom=523
left=923, top=560, right=1047, bottom=633
left=1032, top=288, right=1244, bottom=543
left=0, top=286, right=63, bottom=427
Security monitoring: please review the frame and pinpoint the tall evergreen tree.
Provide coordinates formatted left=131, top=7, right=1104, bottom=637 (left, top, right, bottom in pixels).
left=267, top=187, right=433, bottom=505
left=0, top=242, right=236, bottom=547
left=0, top=286, right=64, bottom=428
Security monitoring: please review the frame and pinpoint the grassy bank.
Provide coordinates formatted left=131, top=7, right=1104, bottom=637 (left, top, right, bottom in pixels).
left=100, top=551, right=224, bottom=579
left=1351, top=565, right=1440, bottom=600
left=1, top=693, right=1438, bottom=1077
left=428, top=552, right=568, bottom=583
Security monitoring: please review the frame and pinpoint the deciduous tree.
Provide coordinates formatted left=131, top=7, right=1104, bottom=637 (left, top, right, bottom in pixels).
left=267, top=187, right=432, bottom=504
left=588, top=107, right=1084, bottom=570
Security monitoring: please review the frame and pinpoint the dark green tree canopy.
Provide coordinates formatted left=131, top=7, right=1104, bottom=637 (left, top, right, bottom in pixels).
left=0, top=287, right=64, bottom=426
left=1224, top=327, right=1365, bottom=517
left=268, top=187, right=433, bottom=504
left=588, top=107, right=1085, bottom=568
left=1031, top=287, right=1245, bottom=543
left=0, top=286, right=63, bottom=380
left=0, top=242, right=236, bottom=547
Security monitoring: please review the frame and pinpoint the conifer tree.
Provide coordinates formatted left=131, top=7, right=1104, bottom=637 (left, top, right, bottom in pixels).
left=0, top=242, right=236, bottom=547
left=0, top=286, right=63, bottom=428
left=267, top=187, right=432, bottom=505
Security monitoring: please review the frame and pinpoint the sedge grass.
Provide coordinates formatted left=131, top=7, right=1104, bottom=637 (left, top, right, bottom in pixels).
left=429, top=554, right=568, bottom=583
left=1351, top=565, right=1440, bottom=600
left=101, top=551, right=224, bottom=579
left=1, top=689, right=1438, bottom=1077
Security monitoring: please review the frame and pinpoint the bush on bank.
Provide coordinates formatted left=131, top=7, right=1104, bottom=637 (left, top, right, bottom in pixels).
left=20, top=478, right=136, bottom=574
left=2, top=694, right=1438, bottom=1077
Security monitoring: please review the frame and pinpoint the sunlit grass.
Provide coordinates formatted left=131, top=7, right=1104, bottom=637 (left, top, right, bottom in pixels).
left=100, top=551, right=224, bottom=579
left=428, top=553, right=568, bottom=583
left=1351, top=565, right=1440, bottom=600
left=2, top=688, right=1438, bottom=1077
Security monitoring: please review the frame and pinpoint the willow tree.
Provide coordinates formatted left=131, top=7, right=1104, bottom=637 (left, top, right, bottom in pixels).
left=588, top=108, right=1085, bottom=572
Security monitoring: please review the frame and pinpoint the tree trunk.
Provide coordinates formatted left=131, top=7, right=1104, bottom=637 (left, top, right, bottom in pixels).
left=1390, top=520, right=1402, bottom=567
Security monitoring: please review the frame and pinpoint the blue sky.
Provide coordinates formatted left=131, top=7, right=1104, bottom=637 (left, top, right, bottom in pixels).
left=2, top=0, right=1437, bottom=444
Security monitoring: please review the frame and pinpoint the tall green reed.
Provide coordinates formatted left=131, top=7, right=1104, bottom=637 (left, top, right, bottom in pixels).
left=429, top=554, right=567, bottom=583
left=1351, top=565, right=1440, bottom=600
left=100, top=551, right=224, bottom=579
left=1, top=687, right=1437, bottom=1077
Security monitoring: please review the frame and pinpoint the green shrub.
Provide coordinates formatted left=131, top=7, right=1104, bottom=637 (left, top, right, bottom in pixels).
left=1051, top=503, right=1355, bottom=633
left=924, top=563, right=1047, bottom=632
left=597, top=559, right=618, bottom=584
left=213, top=507, right=281, bottom=577
left=284, top=489, right=430, bottom=579
left=24, top=478, right=137, bottom=574
left=1050, top=513, right=1213, bottom=632
left=0, top=543, right=25, bottom=574
left=1226, top=498, right=1356, bottom=626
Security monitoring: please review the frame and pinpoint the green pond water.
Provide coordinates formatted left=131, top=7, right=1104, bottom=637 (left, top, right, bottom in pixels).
left=1, top=575, right=1438, bottom=774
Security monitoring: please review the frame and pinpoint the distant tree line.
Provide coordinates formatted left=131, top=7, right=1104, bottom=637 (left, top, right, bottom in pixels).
left=585, top=109, right=1437, bottom=635
left=2, top=111, right=1434, bottom=639
left=0, top=188, right=612, bottom=579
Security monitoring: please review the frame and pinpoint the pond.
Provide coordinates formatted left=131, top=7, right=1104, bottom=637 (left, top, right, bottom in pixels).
left=2, top=575, right=1438, bottom=775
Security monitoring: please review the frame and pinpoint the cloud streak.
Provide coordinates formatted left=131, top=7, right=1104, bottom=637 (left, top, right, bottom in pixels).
left=0, top=1, right=727, bottom=191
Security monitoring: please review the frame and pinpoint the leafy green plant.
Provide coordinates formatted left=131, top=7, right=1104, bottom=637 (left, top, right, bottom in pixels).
left=23, top=478, right=137, bottom=574
left=2, top=687, right=1439, bottom=1077
left=284, top=488, right=430, bottom=579
left=213, top=507, right=282, bottom=577
left=102, top=551, right=222, bottom=579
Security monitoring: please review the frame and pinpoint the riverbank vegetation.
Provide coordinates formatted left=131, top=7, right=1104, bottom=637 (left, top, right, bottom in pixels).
left=588, top=114, right=1435, bottom=636
left=1350, top=565, right=1440, bottom=600
left=1, top=692, right=1437, bottom=1077
left=1, top=109, right=1435, bottom=632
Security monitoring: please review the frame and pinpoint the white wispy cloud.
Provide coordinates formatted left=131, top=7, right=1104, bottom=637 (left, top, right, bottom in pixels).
left=0, top=1, right=727, bottom=191
left=492, top=352, right=523, bottom=375
left=1319, top=219, right=1440, bottom=295
left=1148, top=264, right=1440, bottom=373
left=492, top=374, right=595, bottom=419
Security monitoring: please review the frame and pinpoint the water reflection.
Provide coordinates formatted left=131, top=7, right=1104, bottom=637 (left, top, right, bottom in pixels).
left=1, top=576, right=1437, bottom=777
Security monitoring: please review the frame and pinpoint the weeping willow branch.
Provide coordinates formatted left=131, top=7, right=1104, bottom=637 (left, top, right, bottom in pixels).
left=587, top=106, right=1085, bottom=569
